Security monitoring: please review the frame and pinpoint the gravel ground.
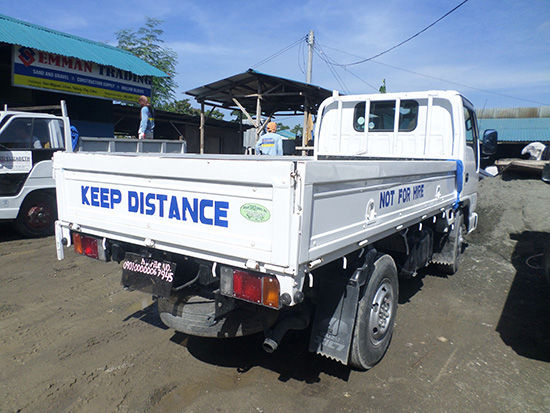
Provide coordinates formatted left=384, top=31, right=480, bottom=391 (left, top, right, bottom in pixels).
left=1, top=173, right=549, bottom=412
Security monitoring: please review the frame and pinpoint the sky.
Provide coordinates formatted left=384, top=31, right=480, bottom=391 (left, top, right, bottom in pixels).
left=3, top=0, right=550, bottom=124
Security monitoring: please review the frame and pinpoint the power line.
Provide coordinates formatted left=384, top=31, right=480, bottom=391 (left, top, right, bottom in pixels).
left=251, top=36, right=305, bottom=69
left=336, top=0, right=469, bottom=67
left=316, top=42, right=378, bottom=94
left=341, top=67, right=379, bottom=93
left=298, top=37, right=306, bottom=77
left=314, top=43, right=351, bottom=94
left=367, top=59, right=550, bottom=106
left=318, top=41, right=550, bottom=105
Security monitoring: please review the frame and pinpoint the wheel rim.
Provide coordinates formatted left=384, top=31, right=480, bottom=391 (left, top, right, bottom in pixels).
left=368, top=281, right=394, bottom=344
left=25, top=203, right=53, bottom=230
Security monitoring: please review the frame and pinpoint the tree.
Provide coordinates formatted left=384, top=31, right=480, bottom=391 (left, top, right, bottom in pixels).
left=290, top=124, right=303, bottom=136
left=161, top=99, right=224, bottom=120
left=379, top=79, right=387, bottom=94
left=277, top=122, right=290, bottom=131
left=116, top=17, right=178, bottom=106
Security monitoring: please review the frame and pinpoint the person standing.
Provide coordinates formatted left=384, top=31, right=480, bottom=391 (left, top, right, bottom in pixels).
left=255, top=121, right=283, bottom=155
left=138, top=95, right=155, bottom=139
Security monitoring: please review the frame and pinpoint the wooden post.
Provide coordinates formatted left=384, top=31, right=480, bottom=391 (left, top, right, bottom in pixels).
left=255, top=92, right=262, bottom=141
left=200, top=101, right=205, bottom=154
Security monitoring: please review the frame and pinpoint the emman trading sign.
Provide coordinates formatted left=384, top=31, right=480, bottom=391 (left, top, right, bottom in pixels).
left=12, top=45, right=152, bottom=102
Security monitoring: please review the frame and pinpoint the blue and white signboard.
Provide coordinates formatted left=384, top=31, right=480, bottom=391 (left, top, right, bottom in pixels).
left=12, top=45, right=152, bottom=103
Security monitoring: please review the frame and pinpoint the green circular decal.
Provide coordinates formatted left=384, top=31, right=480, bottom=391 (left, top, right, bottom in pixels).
left=240, top=203, right=271, bottom=223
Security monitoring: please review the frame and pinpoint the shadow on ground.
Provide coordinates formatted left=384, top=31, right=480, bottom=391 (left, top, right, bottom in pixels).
left=124, top=303, right=169, bottom=330
left=125, top=255, right=464, bottom=383
left=171, top=327, right=353, bottom=383
left=0, top=222, right=25, bottom=242
left=497, top=231, right=550, bottom=362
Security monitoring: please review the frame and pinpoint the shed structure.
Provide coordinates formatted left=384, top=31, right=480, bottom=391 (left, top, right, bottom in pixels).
left=186, top=69, right=333, bottom=153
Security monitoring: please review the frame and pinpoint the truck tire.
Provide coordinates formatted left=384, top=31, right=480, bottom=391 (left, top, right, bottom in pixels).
left=349, top=254, right=398, bottom=370
left=437, top=211, right=464, bottom=275
left=158, top=294, right=278, bottom=338
left=14, top=192, right=57, bottom=238
left=544, top=241, right=550, bottom=286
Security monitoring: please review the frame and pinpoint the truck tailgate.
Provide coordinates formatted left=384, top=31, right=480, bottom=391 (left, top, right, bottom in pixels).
left=53, top=152, right=299, bottom=271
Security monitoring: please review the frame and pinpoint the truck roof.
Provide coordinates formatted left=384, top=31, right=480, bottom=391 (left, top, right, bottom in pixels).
left=329, top=90, right=463, bottom=101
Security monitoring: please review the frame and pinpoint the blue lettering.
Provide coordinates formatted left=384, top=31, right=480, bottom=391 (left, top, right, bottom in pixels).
left=100, top=187, right=109, bottom=208
left=90, top=187, right=99, bottom=207
left=413, top=184, right=424, bottom=200
left=215, top=201, right=229, bottom=227
left=183, top=198, right=198, bottom=222
left=200, top=199, right=213, bottom=225
left=398, top=187, right=411, bottom=204
left=110, top=189, right=121, bottom=209
left=81, top=186, right=90, bottom=205
left=156, top=194, right=167, bottom=217
left=128, top=191, right=139, bottom=213
left=168, top=196, right=181, bottom=220
left=379, top=190, right=395, bottom=208
left=145, top=193, right=156, bottom=216
left=81, top=186, right=229, bottom=228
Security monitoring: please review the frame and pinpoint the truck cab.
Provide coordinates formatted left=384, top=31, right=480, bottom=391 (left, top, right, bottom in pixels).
left=0, top=103, right=70, bottom=237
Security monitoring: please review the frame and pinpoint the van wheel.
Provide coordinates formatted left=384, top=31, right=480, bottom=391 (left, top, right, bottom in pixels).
left=14, top=192, right=57, bottom=238
left=349, top=254, right=398, bottom=370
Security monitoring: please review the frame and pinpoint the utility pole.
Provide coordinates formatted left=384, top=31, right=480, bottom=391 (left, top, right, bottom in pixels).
left=303, top=30, right=314, bottom=152
left=306, top=30, right=314, bottom=84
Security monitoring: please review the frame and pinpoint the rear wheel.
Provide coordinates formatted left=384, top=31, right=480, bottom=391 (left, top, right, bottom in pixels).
left=349, top=254, right=398, bottom=370
left=14, top=192, right=57, bottom=238
left=544, top=241, right=550, bottom=286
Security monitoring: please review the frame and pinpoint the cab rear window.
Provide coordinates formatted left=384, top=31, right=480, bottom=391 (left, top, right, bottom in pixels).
left=354, top=100, right=419, bottom=132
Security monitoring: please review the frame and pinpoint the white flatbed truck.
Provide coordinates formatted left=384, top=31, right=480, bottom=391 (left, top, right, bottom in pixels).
left=53, top=90, right=497, bottom=369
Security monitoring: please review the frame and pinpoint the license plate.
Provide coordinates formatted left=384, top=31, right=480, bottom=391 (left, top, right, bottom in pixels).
left=121, top=252, right=176, bottom=297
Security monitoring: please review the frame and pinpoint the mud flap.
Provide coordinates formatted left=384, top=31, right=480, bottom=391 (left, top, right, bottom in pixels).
left=308, top=276, right=359, bottom=364
left=308, top=249, right=376, bottom=365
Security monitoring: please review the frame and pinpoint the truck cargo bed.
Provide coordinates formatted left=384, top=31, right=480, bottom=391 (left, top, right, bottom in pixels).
left=54, top=151, right=458, bottom=276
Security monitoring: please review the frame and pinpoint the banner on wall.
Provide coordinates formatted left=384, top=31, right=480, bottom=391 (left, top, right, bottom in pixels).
left=12, top=45, right=152, bottom=103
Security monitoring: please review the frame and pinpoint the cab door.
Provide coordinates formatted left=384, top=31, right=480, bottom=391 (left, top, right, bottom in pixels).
left=461, top=100, right=480, bottom=206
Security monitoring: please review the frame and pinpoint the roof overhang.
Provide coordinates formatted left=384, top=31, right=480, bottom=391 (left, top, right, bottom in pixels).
left=0, top=14, right=167, bottom=77
left=186, top=69, right=333, bottom=116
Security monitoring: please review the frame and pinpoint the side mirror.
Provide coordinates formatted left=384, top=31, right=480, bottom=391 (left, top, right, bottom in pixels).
left=481, top=129, right=498, bottom=156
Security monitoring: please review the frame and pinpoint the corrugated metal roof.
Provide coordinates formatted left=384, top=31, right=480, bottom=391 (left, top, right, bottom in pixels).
left=186, top=69, right=333, bottom=115
left=0, top=14, right=167, bottom=77
left=477, top=106, right=550, bottom=119
left=478, top=118, right=550, bottom=143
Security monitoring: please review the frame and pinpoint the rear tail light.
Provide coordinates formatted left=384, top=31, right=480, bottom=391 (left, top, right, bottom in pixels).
left=72, top=232, right=108, bottom=261
left=221, top=267, right=280, bottom=308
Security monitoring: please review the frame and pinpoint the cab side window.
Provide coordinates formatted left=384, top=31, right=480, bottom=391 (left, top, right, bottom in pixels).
left=33, top=119, right=52, bottom=149
left=0, top=118, right=58, bottom=150
left=464, top=106, right=479, bottom=169
left=0, top=119, right=35, bottom=149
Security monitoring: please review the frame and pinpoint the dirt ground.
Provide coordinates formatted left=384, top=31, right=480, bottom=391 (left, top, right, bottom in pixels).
left=1, top=173, right=550, bottom=413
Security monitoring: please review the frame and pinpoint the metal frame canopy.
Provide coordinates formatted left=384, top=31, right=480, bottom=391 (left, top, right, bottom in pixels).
left=186, top=69, right=333, bottom=152
left=187, top=69, right=332, bottom=115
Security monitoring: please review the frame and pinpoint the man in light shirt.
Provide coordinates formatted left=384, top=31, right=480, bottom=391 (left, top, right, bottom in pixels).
left=255, top=121, right=283, bottom=156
